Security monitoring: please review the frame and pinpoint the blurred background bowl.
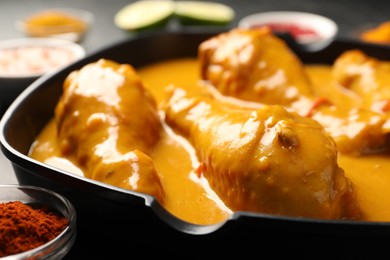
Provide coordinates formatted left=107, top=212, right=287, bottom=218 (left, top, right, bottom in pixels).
left=238, top=11, right=338, bottom=50
left=0, top=37, right=85, bottom=116
left=14, top=8, right=94, bottom=43
left=0, top=184, right=76, bottom=259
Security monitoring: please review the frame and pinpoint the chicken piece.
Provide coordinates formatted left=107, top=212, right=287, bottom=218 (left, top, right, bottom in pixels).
left=55, top=59, right=165, bottom=202
left=359, top=21, right=390, bottom=44
left=332, top=49, right=390, bottom=113
left=310, top=105, right=390, bottom=155
left=199, top=28, right=390, bottom=155
left=329, top=49, right=390, bottom=154
left=162, top=87, right=361, bottom=220
left=198, top=27, right=313, bottom=107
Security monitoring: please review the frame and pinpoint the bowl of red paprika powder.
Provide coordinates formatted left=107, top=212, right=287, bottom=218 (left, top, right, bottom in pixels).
left=0, top=184, right=76, bottom=259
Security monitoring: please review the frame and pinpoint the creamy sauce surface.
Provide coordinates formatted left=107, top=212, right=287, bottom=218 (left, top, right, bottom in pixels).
left=29, top=58, right=390, bottom=224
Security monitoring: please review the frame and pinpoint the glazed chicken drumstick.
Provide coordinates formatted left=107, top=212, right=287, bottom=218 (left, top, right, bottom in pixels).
left=199, top=27, right=390, bottom=155
left=54, top=59, right=165, bottom=202
left=198, top=27, right=313, bottom=107
left=163, top=87, right=361, bottom=219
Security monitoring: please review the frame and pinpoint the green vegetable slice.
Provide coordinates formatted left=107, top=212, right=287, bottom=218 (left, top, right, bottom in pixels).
left=175, top=1, right=235, bottom=25
left=114, top=0, right=176, bottom=31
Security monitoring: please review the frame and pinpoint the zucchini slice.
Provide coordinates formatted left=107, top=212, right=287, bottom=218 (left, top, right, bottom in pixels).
left=175, top=1, right=235, bottom=25
left=114, top=0, right=175, bottom=31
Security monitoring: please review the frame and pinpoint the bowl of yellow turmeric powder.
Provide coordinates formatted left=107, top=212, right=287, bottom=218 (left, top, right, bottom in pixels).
left=0, top=184, right=77, bottom=259
left=15, top=8, right=94, bottom=43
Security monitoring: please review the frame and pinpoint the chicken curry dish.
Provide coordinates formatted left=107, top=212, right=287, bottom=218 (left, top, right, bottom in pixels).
left=29, top=27, right=390, bottom=225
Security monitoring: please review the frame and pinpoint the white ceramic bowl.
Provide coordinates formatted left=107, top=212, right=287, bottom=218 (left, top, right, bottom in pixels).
left=0, top=37, right=85, bottom=115
left=0, top=184, right=77, bottom=259
left=15, top=8, right=94, bottom=43
left=238, top=11, right=338, bottom=49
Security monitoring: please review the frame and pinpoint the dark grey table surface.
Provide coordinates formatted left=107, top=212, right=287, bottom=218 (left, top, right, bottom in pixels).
left=1, top=0, right=390, bottom=258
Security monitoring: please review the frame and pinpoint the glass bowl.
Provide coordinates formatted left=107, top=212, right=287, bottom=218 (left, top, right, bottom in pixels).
left=0, top=184, right=77, bottom=259
left=14, top=8, right=94, bottom=43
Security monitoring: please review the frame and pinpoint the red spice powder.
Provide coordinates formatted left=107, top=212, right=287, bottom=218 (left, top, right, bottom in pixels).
left=0, top=200, right=69, bottom=257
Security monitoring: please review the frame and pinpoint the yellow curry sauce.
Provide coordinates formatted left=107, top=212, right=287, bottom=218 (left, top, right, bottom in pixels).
left=29, top=58, right=390, bottom=224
